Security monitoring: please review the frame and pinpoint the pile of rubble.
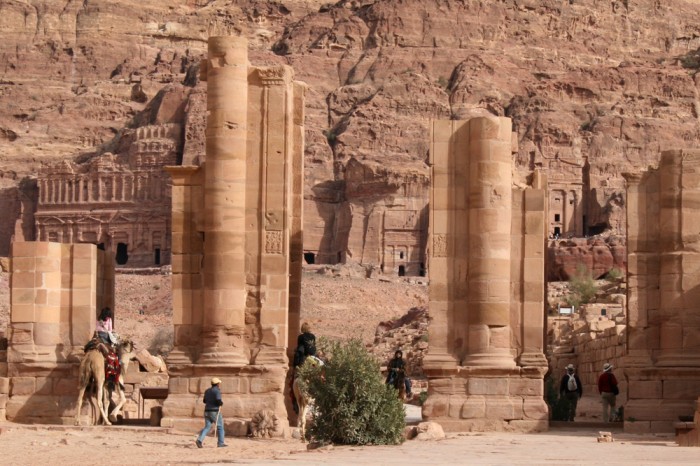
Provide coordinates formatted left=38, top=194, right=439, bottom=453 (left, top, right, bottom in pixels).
left=371, top=306, right=429, bottom=377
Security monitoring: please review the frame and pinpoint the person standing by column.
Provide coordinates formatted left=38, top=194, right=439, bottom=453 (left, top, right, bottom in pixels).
left=196, top=377, right=227, bottom=448
left=598, top=363, right=619, bottom=422
left=559, top=364, right=583, bottom=421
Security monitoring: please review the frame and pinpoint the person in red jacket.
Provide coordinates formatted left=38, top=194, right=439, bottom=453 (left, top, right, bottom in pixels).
left=598, top=363, right=619, bottom=422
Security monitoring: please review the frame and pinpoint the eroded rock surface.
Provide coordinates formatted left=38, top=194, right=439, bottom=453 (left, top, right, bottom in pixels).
left=1, top=0, right=699, bottom=265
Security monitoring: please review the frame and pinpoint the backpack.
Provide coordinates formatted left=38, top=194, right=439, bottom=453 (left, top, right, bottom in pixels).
left=567, top=374, right=578, bottom=392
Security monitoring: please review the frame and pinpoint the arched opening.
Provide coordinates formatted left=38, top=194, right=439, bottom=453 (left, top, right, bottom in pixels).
left=398, top=265, right=406, bottom=277
left=115, top=242, right=129, bottom=265
left=304, top=252, right=315, bottom=264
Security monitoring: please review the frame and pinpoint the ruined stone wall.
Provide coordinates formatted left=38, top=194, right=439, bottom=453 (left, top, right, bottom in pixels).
left=548, top=309, right=627, bottom=407
left=5, top=241, right=114, bottom=424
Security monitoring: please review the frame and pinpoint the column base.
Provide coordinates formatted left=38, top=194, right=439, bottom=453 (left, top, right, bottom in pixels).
left=462, top=351, right=516, bottom=368
left=198, top=348, right=249, bottom=365
left=422, top=353, right=459, bottom=377
left=518, top=352, right=548, bottom=368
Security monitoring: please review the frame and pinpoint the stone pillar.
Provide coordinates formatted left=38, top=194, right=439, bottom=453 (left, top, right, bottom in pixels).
left=423, top=120, right=464, bottom=373
left=7, top=241, right=113, bottom=424
left=198, top=36, right=249, bottom=364
left=463, top=117, right=515, bottom=368
left=423, top=117, right=547, bottom=432
left=624, top=150, right=700, bottom=433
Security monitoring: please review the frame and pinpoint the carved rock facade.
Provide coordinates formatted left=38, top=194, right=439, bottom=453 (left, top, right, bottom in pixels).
left=34, top=124, right=180, bottom=268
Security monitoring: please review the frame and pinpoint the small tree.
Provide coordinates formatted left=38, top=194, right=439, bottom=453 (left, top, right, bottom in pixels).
left=298, top=338, right=405, bottom=445
left=567, top=264, right=598, bottom=309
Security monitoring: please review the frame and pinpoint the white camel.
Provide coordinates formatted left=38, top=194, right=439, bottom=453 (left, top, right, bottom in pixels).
left=292, top=355, right=324, bottom=442
left=75, top=339, right=135, bottom=425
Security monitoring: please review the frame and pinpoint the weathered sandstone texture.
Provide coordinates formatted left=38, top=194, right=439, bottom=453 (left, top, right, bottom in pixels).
left=2, top=1, right=700, bottom=270
left=624, top=150, right=700, bottom=433
left=548, top=235, right=627, bottom=281
left=162, top=36, right=305, bottom=435
left=422, top=117, right=549, bottom=432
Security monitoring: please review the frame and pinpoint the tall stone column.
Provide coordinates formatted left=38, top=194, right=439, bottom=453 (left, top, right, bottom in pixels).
left=463, top=117, right=515, bottom=368
left=198, top=36, right=249, bottom=364
left=657, top=151, right=684, bottom=366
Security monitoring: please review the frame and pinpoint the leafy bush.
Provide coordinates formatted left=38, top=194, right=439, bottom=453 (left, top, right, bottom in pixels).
left=566, top=264, right=598, bottom=308
left=297, top=338, right=405, bottom=445
left=606, top=267, right=623, bottom=281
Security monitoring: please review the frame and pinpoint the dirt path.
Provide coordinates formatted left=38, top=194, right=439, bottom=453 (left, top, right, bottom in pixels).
left=0, top=423, right=697, bottom=466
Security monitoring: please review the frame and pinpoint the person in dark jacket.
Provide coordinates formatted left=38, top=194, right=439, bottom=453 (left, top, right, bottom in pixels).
left=293, top=322, right=317, bottom=368
left=386, top=350, right=413, bottom=398
left=559, top=364, right=583, bottom=421
left=598, top=363, right=619, bottom=422
left=196, top=377, right=226, bottom=448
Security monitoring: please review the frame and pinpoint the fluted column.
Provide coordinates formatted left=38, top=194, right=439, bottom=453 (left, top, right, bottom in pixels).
left=198, top=36, right=249, bottom=364
left=463, top=117, right=516, bottom=368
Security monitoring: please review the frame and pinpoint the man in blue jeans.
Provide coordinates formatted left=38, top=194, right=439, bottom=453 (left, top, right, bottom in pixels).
left=196, top=377, right=227, bottom=448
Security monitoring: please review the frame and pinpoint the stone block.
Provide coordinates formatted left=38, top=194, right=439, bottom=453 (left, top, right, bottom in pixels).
left=629, top=380, right=661, bottom=399
left=11, top=242, right=36, bottom=258
left=422, top=395, right=449, bottom=418
left=249, top=374, right=284, bottom=394
left=447, top=395, right=467, bottom=419
left=53, top=377, right=78, bottom=396
left=460, top=396, right=485, bottom=419
left=168, top=377, right=191, bottom=395
left=468, top=378, right=508, bottom=396
left=509, top=378, right=543, bottom=397
left=0, top=394, right=7, bottom=409
left=10, top=377, right=35, bottom=396
left=523, top=399, right=548, bottom=420
left=0, top=378, right=8, bottom=394
left=508, top=420, right=548, bottom=432
left=485, top=398, right=521, bottom=420
left=663, top=380, right=700, bottom=400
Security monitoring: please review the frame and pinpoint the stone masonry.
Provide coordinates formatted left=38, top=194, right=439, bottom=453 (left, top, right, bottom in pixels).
left=624, top=149, right=700, bottom=433
left=161, top=36, right=305, bottom=435
left=422, top=117, right=549, bottom=432
left=3, top=241, right=114, bottom=423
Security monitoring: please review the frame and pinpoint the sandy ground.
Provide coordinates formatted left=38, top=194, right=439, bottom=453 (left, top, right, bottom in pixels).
left=0, top=423, right=697, bottom=466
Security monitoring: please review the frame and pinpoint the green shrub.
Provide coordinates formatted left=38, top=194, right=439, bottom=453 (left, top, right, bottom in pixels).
left=297, top=338, right=405, bottom=445
left=418, top=390, right=428, bottom=406
left=606, top=267, right=623, bottom=281
left=567, top=264, right=598, bottom=308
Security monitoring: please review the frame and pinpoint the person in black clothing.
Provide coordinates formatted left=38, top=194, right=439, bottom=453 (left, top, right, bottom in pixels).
left=294, top=322, right=317, bottom=368
left=559, top=364, right=583, bottom=421
left=386, top=350, right=413, bottom=398
left=196, top=377, right=226, bottom=448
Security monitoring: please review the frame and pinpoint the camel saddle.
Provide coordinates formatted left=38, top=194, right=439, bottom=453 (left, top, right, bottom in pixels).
left=83, top=338, right=121, bottom=384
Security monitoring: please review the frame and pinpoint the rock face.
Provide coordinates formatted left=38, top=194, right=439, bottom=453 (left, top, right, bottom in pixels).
left=1, top=0, right=700, bottom=270
left=548, top=235, right=627, bottom=281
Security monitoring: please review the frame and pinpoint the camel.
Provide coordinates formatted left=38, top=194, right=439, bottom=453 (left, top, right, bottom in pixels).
left=75, top=338, right=135, bottom=426
left=292, top=355, right=324, bottom=442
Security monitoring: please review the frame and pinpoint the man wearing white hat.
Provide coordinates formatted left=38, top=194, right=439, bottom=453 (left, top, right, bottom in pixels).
left=559, top=364, right=583, bottom=421
left=598, top=363, right=619, bottom=422
left=196, top=377, right=227, bottom=448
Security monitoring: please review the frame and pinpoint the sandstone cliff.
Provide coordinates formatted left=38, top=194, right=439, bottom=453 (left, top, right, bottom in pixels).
left=1, top=0, right=699, bottom=266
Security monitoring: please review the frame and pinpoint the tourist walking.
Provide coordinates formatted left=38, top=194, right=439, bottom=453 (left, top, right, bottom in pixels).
left=559, top=364, right=583, bottom=421
left=196, top=377, right=227, bottom=448
left=598, top=363, right=619, bottom=422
